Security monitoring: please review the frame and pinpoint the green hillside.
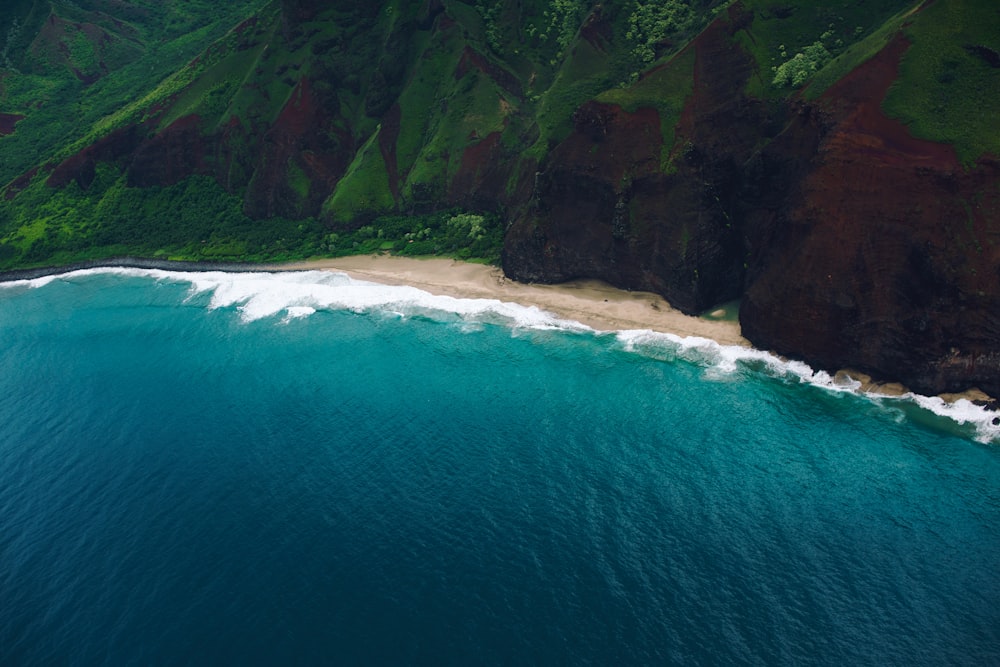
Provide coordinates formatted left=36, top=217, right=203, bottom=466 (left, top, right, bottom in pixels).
left=0, top=0, right=997, bottom=271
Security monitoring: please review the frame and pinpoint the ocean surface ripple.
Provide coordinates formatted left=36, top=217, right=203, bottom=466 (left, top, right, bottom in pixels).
left=1, top=268, right=998, bottom=664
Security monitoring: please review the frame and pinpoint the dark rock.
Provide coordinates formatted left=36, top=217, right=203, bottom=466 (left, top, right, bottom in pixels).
left=0, top=113, right=25, bottom=137
left=47, top=125, right=145, bottom=189
left=504, top=16, right=759, bottom=314
left=740, top=34, right=1000, bottom=397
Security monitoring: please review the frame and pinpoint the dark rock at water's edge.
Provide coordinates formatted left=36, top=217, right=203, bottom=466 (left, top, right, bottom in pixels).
left=739, top=34, right=1000, bottom=398
left=508, top=16, right=1000, bottom=397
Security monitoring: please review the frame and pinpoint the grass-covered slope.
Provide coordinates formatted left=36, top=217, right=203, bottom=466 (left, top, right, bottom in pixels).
left=0, top=0, right=727, bottom=268
left=0, top=0, right=270, bottom=183
left=882, top=0, right=1000, bottom=164
left=0, top=0, right=998, bottom=276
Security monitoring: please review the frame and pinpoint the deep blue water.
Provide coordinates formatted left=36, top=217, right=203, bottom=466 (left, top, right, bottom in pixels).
left=1, top=269, right=999, bottom=665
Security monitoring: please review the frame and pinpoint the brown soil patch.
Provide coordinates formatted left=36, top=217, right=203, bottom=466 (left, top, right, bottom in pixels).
left=4, top=166, right=39, bottom=201
left=819, top=34, right=960, bottom=170
left=0, top=113, right=24, bottom=137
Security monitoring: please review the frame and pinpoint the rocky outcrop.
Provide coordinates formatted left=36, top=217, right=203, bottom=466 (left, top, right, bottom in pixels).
left=46, top=124, right=145, bottom=189
left=504, top=11, right=1000, bottom=394
left=126, top=115, right=208, bottom=188
left=243, top=77, right=355, bottom=219
left=503, top=11, right=766, bottom=314
left=741, top=34, right=1000, bottom=396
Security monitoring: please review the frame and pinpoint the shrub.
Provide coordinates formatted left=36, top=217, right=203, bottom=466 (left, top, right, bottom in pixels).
left=772, top=35, right=833, bottom=88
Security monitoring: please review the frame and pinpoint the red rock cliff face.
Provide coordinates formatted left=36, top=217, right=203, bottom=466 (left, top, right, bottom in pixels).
left=242, top=77, right=355, bottom=219
left=504, top=13, right=1000, bottom=394
left=740, top=35, right=1000, bottom=395
left=503, top=12, right=767, bottom=314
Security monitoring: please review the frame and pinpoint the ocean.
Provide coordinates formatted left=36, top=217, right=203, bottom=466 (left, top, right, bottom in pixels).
left=1, top=268, right=998, bottom=665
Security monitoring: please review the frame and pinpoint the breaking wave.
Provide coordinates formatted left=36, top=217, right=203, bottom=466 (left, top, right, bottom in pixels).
left=616, top=329, right=1000, bottom=444
left=8, top=266, right=998, bottom=443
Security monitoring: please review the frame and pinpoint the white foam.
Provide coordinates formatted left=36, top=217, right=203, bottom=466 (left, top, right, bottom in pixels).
left=892, top=393, right=1000, bottom=444
left=10, top=266, right=999, bottom=443
left=0, top=272, right=62, bottom=289
left=284, top=306, right=316, bottom=320
left=13, top=266, right=590, bottom=332
left=614, top=328, right=1000, bottom=444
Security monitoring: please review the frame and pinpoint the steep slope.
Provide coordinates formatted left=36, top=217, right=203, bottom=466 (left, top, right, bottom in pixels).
left=0, top=0, right=270, bottom=184
left=503, top=5, right=758, bottom=313
left=0, top=0, right=724, bottom=265
left=740, top=1, right=1000, bottom=395
left=506, top=0, right=1000, bottom=395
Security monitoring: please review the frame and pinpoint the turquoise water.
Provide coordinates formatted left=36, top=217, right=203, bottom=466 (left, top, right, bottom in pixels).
left=1, top=268, right=999, bottom=664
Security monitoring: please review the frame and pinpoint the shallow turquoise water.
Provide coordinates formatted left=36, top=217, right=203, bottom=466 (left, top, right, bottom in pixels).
left=1, top=269, right=998, bottom=664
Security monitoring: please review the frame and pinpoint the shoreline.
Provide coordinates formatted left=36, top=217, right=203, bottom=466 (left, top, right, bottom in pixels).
left=280, top=256, right=997, bottom=409
left=278, top=255, right=750, bottom=347
left=3, top=254, right=996, bottom=407
left=0, top=257, right=264, bottom=283
left=0, top=254, right=745, bottom=344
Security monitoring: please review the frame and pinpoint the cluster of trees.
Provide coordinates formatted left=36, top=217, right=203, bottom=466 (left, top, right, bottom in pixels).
left=0, top=165, right=505, bottom=270
left=320, top=211, right=503, bottom=263
left=474, top=0, right=705, bottom=86
left=771, top=30, right=836, bottom=87
left=625, top=0, right=697, bottom=66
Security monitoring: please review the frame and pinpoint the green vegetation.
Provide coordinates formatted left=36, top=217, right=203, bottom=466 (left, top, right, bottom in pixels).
left=0, top=168, right=321, bottom=268
left=739, top=0, right=1000, bottom=163
left=771, top=35, right=832, bottom=87
left=882, top=0, right=1000, bottom=164
left=804, top=6, right=913, bottom=98
left=538, top=0, right=590, bottom=55
left=0, top=167, right=504, bottom=270
left=476, top=0, right=591, bottom=57
left=0, top=0, right=996, bottom=274
left=323, top=127, right=396, bottom=225
left=733, top=0, right=914, bottom=97
left=470, top=0, right=718, bottom=161
left=596, top=45, right=696, bottom=168
left=319, top=210, right=503, bottom=263
left=625, top=0, right=696, bottom=70
left=0, top=0, right=270, bottom=184
left=392, top=19, right=511, bottom=208
left=526, top=33, right=614, bottom=157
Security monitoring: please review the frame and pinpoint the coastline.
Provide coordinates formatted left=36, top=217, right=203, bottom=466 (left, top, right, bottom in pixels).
left=0, top=257, right=264, bottom=283
left=272, top=256, right=1000, bottom=410
left=0, top=255, right=742, bottom=344
left=278, top=255, right=749, bottom=347
left=4, top=254, right=995, bottom=409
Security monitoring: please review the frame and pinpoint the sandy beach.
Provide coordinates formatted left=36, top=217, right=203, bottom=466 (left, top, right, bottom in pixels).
left=277, top=255, right=1000, bottom=406
left=2, top=252, right=992, bottom=405
left=280, top=255, right=748, bottom=347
